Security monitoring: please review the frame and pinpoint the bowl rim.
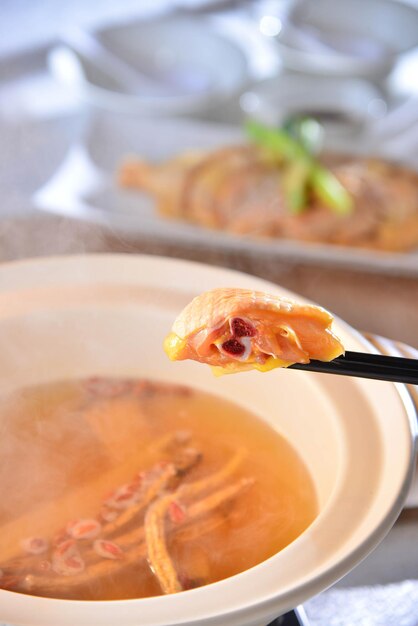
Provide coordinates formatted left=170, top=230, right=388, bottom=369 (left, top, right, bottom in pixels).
left=0, top=253, right=416, bottom=626
left=286, top=0, right=418, bottom=53
left=276, top=0, right=418, bottom=77
left=50, top=15, right=250, bottom=115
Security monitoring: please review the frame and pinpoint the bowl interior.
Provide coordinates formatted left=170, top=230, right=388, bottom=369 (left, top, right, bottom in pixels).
left=0, top=255, right=414, bottom=626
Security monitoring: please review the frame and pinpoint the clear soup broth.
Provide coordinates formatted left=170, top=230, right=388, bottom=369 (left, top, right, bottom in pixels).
left=0, top=378, right=317, bottom=600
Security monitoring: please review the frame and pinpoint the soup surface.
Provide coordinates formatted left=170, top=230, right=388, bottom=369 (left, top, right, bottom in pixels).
left=0, top=377, right=317, bottom=600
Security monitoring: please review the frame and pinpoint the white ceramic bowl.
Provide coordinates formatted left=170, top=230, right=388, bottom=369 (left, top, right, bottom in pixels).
left=48, top=16, right=249, bottom=117
left=239, top=74, right=385, bottom=135
left=0, top=254, right=415, bottom=626
left=275, top=0, right=418, bottom=79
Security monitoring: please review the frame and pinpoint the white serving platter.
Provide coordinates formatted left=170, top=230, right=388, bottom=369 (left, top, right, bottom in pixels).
left=34, top=113, right=418, bottom=277
left=0, top=27, right=417, bottom=277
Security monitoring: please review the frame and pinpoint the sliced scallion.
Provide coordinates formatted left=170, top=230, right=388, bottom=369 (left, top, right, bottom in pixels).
left=245, top=119, right=353, bottom=216
left=310, top=165, right=353, bottom=215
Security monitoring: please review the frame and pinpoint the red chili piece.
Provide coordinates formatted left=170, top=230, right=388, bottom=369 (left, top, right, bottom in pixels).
left=221, top=339, right=245, bottom=356
left=105, top=483, right=139, bottom=510
left=168, top=501, right=187, bottom=524
left=54, top=539, right=77, bottom=558
left=93, top=539, right=124, bottom=560
left=67, top=519, right=101, bottom=540
left=231, top=318, right=256, bottom=338
left=52, top=553, right=85, bottom=576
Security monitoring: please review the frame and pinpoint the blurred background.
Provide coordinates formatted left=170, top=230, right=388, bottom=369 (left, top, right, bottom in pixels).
left=0, top=2, right=418, bottom=625
left=1, top=0, right=417, bottom=342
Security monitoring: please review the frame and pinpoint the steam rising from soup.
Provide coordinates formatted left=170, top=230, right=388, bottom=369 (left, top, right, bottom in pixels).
left=0, top=378, right=317, bottom=600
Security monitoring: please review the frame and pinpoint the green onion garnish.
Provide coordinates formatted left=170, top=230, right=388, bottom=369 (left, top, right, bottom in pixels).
left=310, top=165, right=353, bottom=215
left=245, top=119, right=353, bottom=215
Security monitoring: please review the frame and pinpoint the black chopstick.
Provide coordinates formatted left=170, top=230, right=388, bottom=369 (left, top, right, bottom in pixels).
left=288, top=351, right=418, bottom=384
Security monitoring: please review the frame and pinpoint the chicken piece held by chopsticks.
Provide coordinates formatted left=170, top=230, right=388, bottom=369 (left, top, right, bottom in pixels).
left=164, top=288, right=344, bottom=374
